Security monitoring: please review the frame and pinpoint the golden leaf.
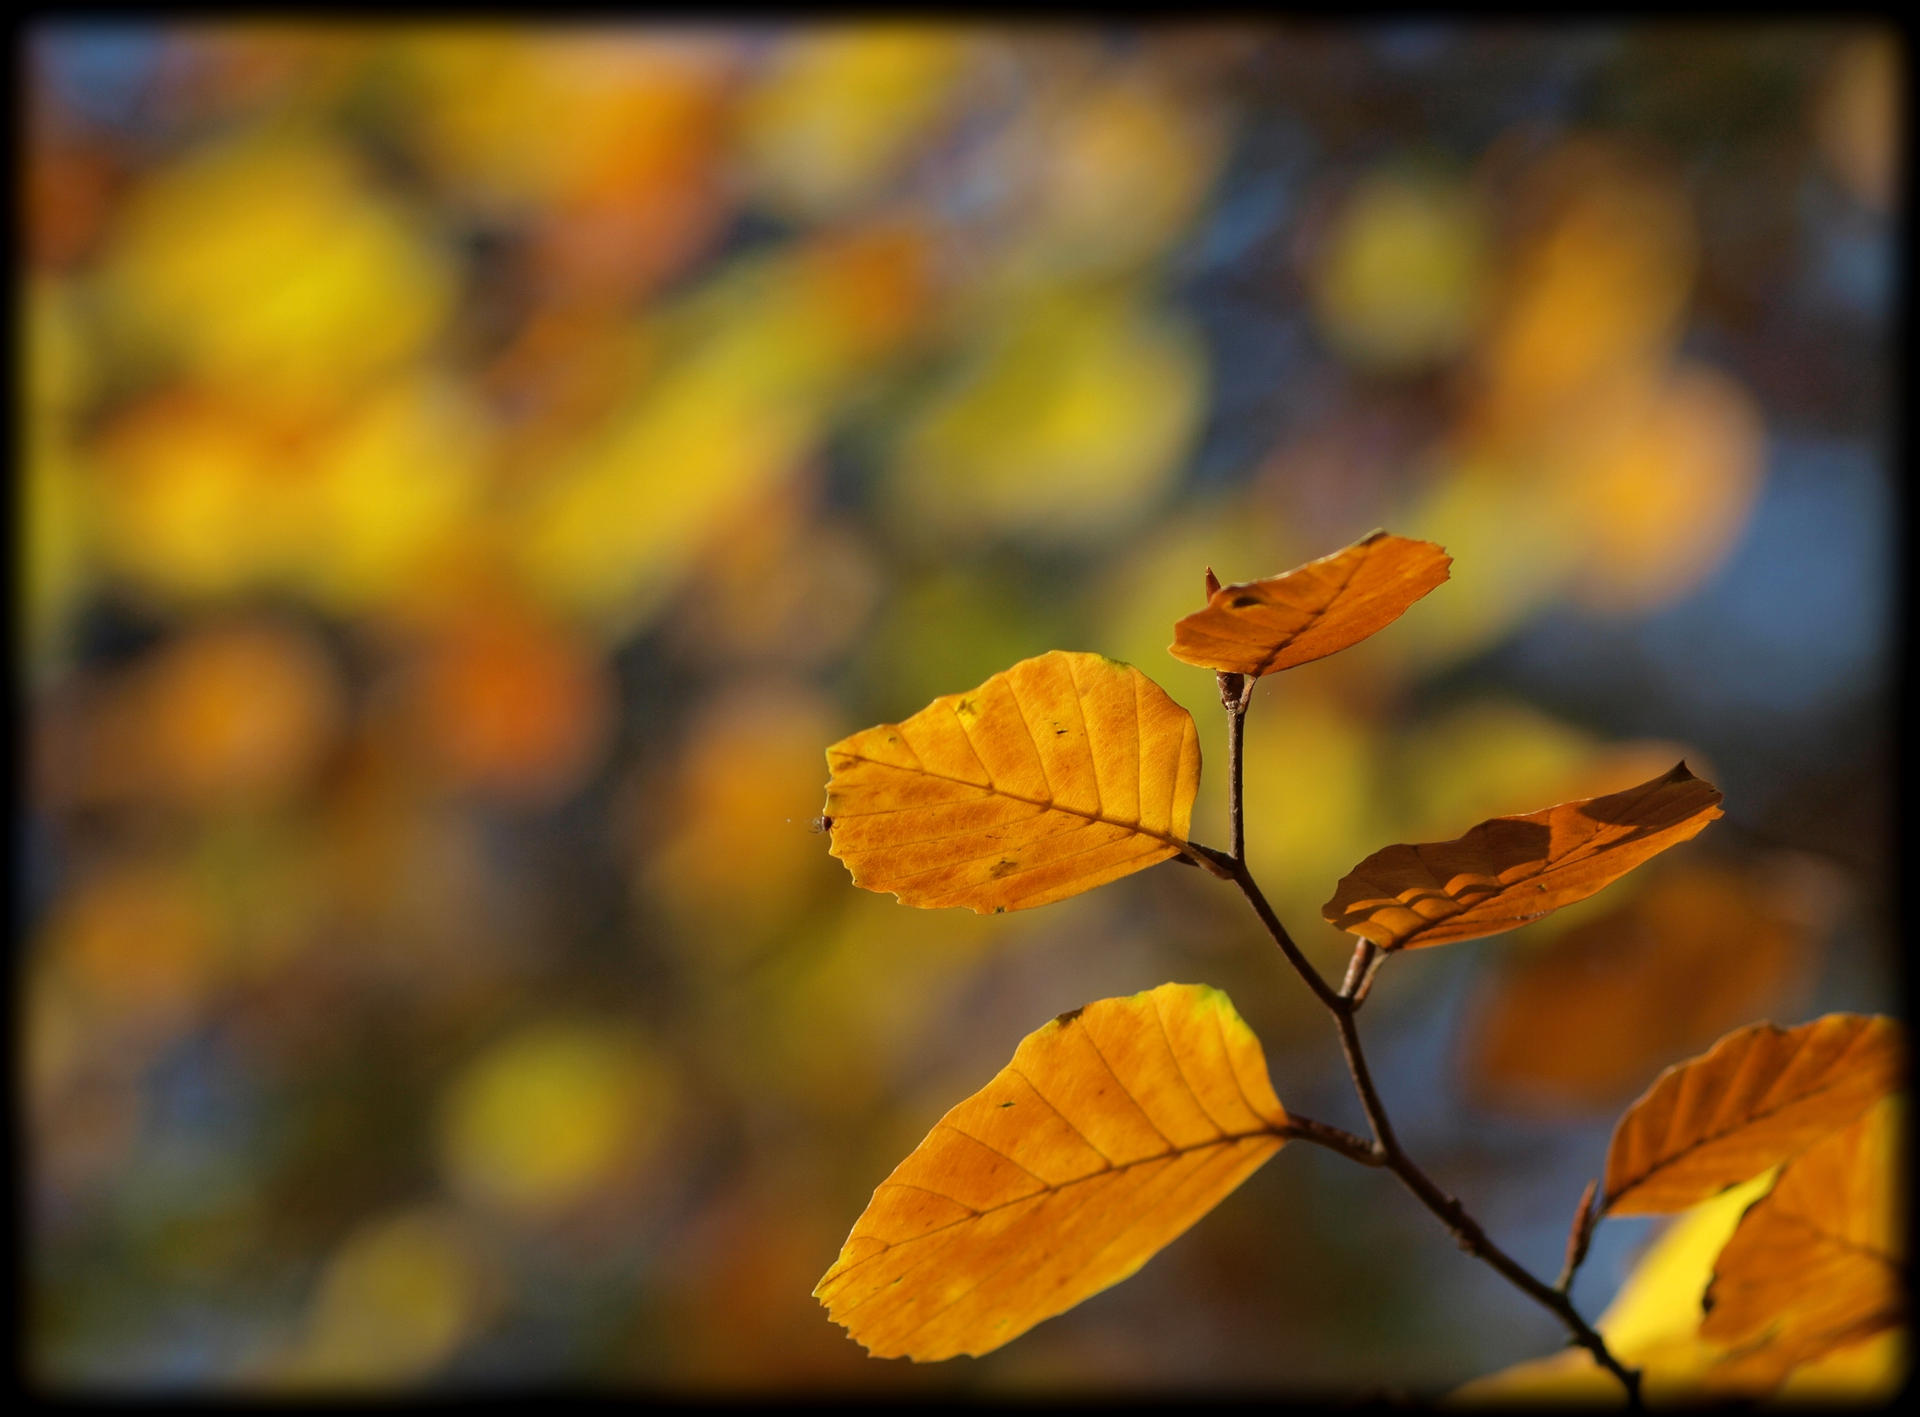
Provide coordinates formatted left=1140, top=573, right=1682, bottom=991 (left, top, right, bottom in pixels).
left=1701, top=1099, right=1904, bottom=1393
left=814, top=982, right=1288, bottom=1360
left=1601, top=1014, right=1903, bottom=1216
left=1322, top=762, right=1722, bottom=951
left=1167, top=530, right=1450, bottom=677
left=823, top=650, right=1200, bottom=913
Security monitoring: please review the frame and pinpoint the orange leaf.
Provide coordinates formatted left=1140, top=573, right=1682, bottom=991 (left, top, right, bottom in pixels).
left=1166, top=530, right=1450, bottom=676
left=814, top=983, right=1288, bottom=1360
left=1321, top=762, right=1723, bottom=950
left=1701, top=1100, right=1904, bottom=1393
left=1601, top=1014, right=1903, bottom=1216
left=823, top=650, right=1200, bottom=913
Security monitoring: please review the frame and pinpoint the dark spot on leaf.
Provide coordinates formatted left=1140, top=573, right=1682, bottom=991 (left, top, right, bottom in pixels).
left=989, top=858, right=1019, bottom=877
left=1054, top=1006, right=1084, bottom=1026
left=999, top=1101, right=1015, bottom=1108
left=1055, top=728, right=1068, bottom=735
left=1231, top=594, right=1261, bottom=608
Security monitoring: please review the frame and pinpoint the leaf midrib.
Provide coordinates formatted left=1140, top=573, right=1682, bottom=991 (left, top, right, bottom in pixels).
left=828, top=750, right=1188, bottom=848
left=819, top=1125, right=1283, bottom=1290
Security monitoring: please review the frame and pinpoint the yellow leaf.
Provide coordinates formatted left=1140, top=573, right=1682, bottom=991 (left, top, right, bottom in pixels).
left=814, top=982, right=1288, bottom=1359
left=1323, top=763, right=1723, bottom=951
left=824, top=650, right=1200, bottom=913
left=1168, top=531, right=1451, bottom=677
left=1602, top=1014, right=1903, bottom=1216
left=1702, top=1099, right=1904, bottom=1392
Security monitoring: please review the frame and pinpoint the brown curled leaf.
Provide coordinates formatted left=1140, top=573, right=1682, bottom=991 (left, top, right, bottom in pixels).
left=814, top=983, right=1288, bottom=1360
left=1601, top=1013, right=1903, bottom=1216
left=1322, top=762, right=1723, bottom=951
left=1700, top=1099, right=1904, bottom=1394
left=1167, top=530, right=1450, bottom=676
left=823, top=650, right=1200, bottom=913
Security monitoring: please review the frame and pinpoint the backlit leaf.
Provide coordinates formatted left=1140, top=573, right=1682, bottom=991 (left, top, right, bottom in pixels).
left=1601, top=1014, right=1903, bottom=1216
left=1322, top=762, right=1722, bottom=951
left=814, top=982, right=1288, bottom=1360
left=1701, top=1099, right=1903, bottom=1393
left=824, top=650, right=1200, bottom=913
left=1168, top=531, right=1450, bottom=677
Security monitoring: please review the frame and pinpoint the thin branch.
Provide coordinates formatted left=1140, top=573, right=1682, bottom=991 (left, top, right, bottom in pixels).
left=1377, top=1145, right=1640, bottom=1402
left=1278, top=1113, right=1387, bottom=1168
left=1351, top=947, right=1386, bottom=1006
left=1331, top=998, right=1400, bottom=1156
left=1219, top=670, right=1254, bottom=863
left=1556, top=1179, right=1602, bottom=1295
left=1180, top=841, right=1237, bottom=879
left=1219, top=678, right=1642, bottom=1406
left=1229, top=858, right=1343, bottom=1012
left=1338, top=940, right=1378, bottom=1000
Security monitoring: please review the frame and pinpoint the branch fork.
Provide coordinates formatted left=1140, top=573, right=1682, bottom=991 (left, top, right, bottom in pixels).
left=1201, top=672, right=1643, bottom=1406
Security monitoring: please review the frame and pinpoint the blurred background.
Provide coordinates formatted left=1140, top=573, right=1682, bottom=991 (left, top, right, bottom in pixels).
left=21, top=19, right=1902, bottom=1395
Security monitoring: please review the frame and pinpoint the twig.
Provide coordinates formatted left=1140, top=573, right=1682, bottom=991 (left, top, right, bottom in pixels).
left=1338, top=940, right=1381, bottom=1003
left=1228, top=858, right=1343, bottom=1013
left=1279, top=1113, right=1387, bottom=1168
left=1556, top=1179, right=1602, bottom=1295
left=1213, top=679, right=1643, bottom=1406
left=1219, top=667, right=1254, bottom=864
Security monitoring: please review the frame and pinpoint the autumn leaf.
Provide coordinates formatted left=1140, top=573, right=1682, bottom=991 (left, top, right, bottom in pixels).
left=1322, top=762, right=1723, bottom=950
left=823, top=650, right=1200, bottom=913
left=1601, top=1013, right=1903, bottom=1216
left=814, top=982, right=1289, bottom=1360
left=1701, top=1099, right=1904, bottom=1393
left=1167, top=530, right=1450, bottom=676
